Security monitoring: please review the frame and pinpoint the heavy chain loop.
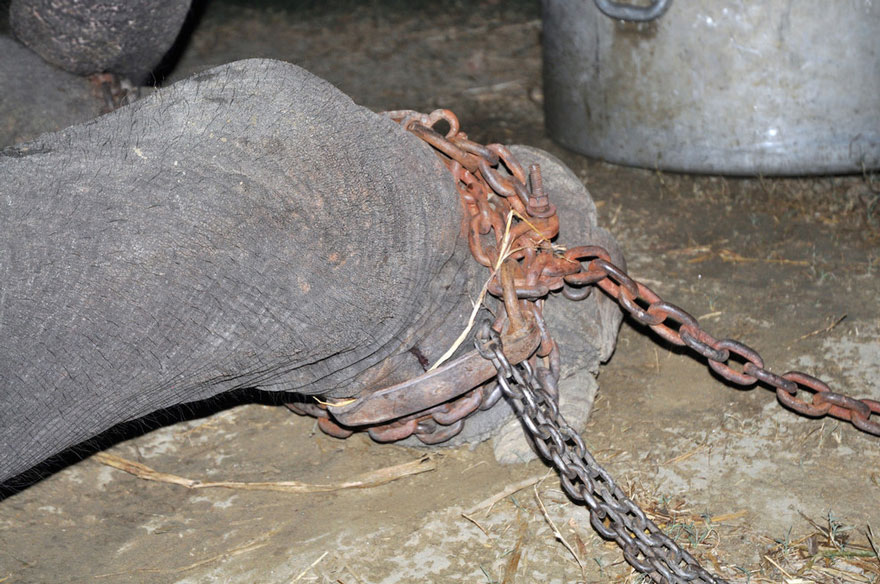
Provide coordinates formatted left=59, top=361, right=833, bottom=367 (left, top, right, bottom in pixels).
left=287, top=108, right=879, bottom=582
left=291, top=107, right=879, bottom=442
left=390, top=108, right=880, bottom=438
left=289, top=108, right=571, bottom=443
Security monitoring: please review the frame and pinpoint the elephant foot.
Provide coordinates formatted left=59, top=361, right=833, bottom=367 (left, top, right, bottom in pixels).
left=10, top=0, right=193, bottom=84
left=286, top=141, right=622, bottom=462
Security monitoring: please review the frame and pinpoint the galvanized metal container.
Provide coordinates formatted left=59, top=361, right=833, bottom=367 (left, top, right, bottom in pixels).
left=542, top=0, right=880, bottom=175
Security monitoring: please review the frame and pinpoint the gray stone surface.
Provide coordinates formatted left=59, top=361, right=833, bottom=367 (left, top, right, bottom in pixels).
left=0, top=35, right=105, bottom=147
left=11, top=0, right=192, bottom=83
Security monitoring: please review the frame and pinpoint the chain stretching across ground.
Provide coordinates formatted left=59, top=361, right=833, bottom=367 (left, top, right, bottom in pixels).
left=390, top=109, right=879, bottom=582
left=288, top=108, right=878, bottom=581
left=390, top=108, right=880, bottom=441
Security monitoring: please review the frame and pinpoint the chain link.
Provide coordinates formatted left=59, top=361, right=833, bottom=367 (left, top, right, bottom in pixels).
left=392, top=108, right=879, bottom=439
left=286, top=108, right=878, bottom=582
left=475, top=322, right=727, bottom=584
left=566, top=252, right=880, bottom=436
left=292, top=107, right=879, bottom=440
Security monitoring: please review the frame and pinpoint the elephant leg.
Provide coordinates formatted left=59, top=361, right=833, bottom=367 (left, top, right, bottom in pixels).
left=0, top=59, right=483, bottom=485
left=0, top=58, right=624, bottom=486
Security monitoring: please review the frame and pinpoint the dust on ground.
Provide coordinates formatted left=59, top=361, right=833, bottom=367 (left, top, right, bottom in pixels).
left=2, top=1, right=880, bottom=583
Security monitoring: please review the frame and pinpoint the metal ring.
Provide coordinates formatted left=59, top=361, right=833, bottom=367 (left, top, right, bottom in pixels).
left=618, top=281, right=665, bottom=326
left=415, top=419, right=465, bottom=444
left=645, top=300, right=699, bottom=346
left=593, top=258, right=639, bottom=300
left=680, top=327, right=729, bottom=364
left=813, top=391, right=872, bottom=423
left=562, top=283, right=593, bottom=301
left=852, top=400, right=880, bottom=436
left=776, top=372, right=834, bottom=417
left=706, top=338, right=763, bottom=386
left=745, top=363, right=798, bottom=395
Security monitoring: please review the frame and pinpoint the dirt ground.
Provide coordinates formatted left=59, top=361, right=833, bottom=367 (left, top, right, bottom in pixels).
left=2, top=1, right=880, bottom=583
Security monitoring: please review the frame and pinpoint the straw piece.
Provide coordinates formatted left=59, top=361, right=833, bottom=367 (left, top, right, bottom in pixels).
left=94, top=452, right=436, bottom=494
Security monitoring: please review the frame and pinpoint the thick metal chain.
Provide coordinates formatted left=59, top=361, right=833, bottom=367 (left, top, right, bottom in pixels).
left=292, top=108, right=879, bottom=442
left=289, top=108, right=878, bottom=582
left=391, top=108, right=880, bottom=438
left=568, top=251, right=880, bottom=435
left=391, top=110, right=728, bottom=582
left=475, top=321, right=726, bottom=584
left=395, top=109, right=877, bottom=582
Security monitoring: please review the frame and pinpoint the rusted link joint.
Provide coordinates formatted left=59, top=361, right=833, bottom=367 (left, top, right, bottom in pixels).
left=289, top=109, right=576, bottom=443
left=290, top=108, right=880, bottom=443
left=287, top=305, right=543, bottom=444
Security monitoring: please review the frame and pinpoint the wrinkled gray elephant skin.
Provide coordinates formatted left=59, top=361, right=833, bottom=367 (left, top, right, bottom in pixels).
left=11, top=0, right=192, bottom=83
left=0, top=58, right=489, bottom=485
left=0, top=58, right=623, bottom=487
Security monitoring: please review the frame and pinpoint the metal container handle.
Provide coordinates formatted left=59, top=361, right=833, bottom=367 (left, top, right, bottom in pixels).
left=593, top=0, right=671, bottom=21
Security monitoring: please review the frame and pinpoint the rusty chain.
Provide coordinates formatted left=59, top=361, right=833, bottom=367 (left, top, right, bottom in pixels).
left=286, top=108, right=879, bottom=582
left=291, top=107, right=879, bottom=441
left=387, top=108, right=880, bottom=438
left=564, top=249, right=880, bottom=435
